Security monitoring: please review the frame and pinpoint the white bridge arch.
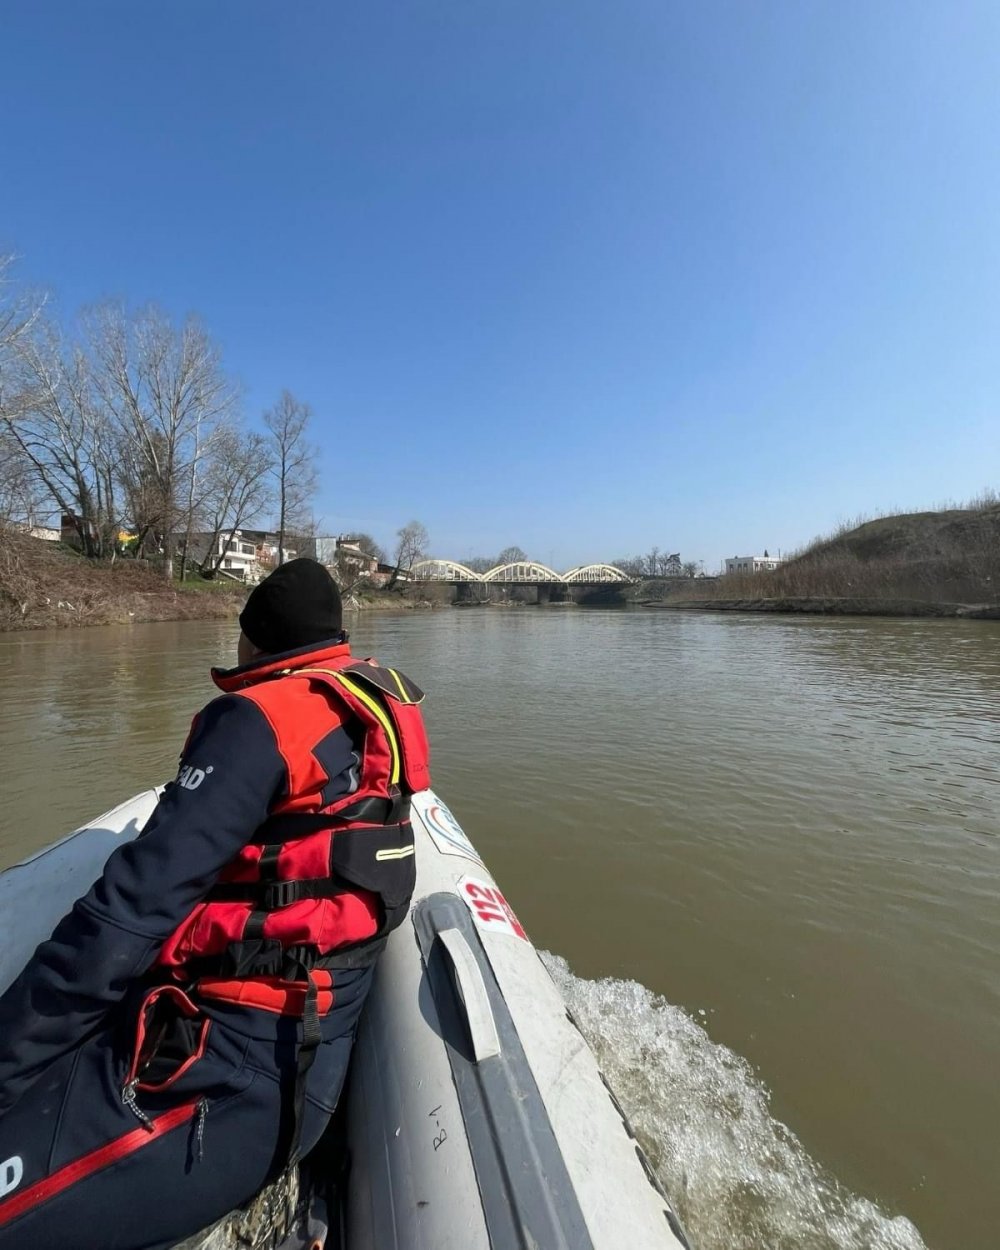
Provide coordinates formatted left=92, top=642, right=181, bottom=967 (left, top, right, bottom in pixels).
left=410, top=559, right=486, bottom=581
left=562, top=563, right=632, bottom=584
left=482, top=560, right=563, bottom=583
left=410, top=559, right=634, bottom=584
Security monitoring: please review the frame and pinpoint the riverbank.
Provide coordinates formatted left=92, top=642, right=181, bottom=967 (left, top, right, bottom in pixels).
left=0, top=531, right=449, bottom=631
left=679, top=504, right=1000, bottom=611
left=647, top=596, right=1000, bottom=619
left=0, top=531, right=248, bottom=631
left=624, top=504, right=1000, bottom=620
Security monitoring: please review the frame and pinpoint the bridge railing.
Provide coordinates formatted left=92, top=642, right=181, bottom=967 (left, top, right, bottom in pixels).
left=409, top=559, right=634, bottom=584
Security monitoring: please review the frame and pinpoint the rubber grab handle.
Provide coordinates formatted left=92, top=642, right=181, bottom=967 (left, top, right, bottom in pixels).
left=438, top=927, right=502, bottom=1063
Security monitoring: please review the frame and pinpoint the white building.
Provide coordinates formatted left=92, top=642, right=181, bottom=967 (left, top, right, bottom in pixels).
left=189, top=531, right=262, bottom=581
left=725, top=553, right=783, bottom=575
left=15, top=522, right=60, bottom=542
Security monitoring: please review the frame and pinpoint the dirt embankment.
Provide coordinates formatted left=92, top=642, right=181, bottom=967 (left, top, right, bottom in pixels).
left=0, top=530, right=245, bottom=632
left=664, top=505, right=1000, bottom=618
left=345, top=580, right=453, bottom=613
left=0, top=531, right=448, bottom=632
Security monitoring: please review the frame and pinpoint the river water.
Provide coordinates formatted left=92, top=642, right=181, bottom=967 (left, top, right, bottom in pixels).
left=1, top=608, right=997, bottom=1250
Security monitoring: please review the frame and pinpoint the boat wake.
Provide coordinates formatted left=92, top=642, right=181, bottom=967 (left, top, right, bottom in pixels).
left=542, top=955, right=928, bottom=1250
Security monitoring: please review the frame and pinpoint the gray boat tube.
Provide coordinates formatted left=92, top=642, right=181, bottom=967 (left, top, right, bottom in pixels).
left=0, top=788, right=691, bottom=1250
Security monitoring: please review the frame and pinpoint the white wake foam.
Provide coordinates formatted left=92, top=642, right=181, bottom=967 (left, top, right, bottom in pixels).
left=542, top=954, right=928, bottom=1250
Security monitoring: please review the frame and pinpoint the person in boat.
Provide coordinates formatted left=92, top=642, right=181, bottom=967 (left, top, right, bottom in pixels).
left=0, top=558, right=430, bottom=1249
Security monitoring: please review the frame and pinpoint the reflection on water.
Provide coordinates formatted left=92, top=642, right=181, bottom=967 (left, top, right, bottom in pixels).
left=2, top=609, right=999, bottom=1249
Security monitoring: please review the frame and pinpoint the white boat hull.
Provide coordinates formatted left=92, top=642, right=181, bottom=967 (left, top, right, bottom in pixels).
left=0, top=789, right=689, bottom=1249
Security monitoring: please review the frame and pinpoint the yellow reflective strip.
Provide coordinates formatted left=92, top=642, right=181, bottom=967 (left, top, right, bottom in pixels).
left=387, top=668, right=410, bottom=702
left=332, top=675, right=402, bottom=786
left=291, top=666, right=402, bottom=785
left=375, top=846, right=415, bottom=861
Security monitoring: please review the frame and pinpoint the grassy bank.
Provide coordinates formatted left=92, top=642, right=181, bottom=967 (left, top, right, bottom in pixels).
left=0, top=530, right=245, bottom=632
left=669, top=503, right=1000, bottom=615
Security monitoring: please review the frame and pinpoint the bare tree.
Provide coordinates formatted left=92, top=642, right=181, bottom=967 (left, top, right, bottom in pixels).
left=263, top=391, right=319, bottom=567
left=496, top=545, right=528, bottom=565
left=611, top=555, right=646, bottom=577
left=0, top=254, right=43, bottom=401
left=0, top=255, right=48, bottom=528
left=197, top=427, right=275, bottom=577
left=613, top=551, right=684, bottom=577
left=2, top=319, right=121, bottom=555
left=177, top=405, right=215, bottom=581
left=284, top=513, right=318, bottom=561
left=86, top=302, right=236, bottom=578
left=0, top=426, right=46, bottom=526
left=116, top=428, right=170, bottom=560
left=388, top=520, right=429, bottom=588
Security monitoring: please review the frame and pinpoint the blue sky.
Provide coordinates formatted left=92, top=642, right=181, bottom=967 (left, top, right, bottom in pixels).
left=2, top=1, right=998, bottom=570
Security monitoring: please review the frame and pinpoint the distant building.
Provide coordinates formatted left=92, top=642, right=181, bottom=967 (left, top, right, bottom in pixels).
left=238, top=529, right=297, bottom=569
left=188, top=531, right=262, bottom=581
left=305, top=536, right=338, bottom=565
left=298, top=535, right=385, bottom=584
left=59, top=514, right=131, bottom=551
left=724, top=553, right=783, bottom=575
left=60, top=513, right=98, bottom=547
left=15, top=522, right=60, bottom=542
left=334, top=537, right=379, bottom=578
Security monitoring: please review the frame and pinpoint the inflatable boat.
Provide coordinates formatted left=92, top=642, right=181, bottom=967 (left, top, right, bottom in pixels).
left=0, top=788, right=691, bottom=1250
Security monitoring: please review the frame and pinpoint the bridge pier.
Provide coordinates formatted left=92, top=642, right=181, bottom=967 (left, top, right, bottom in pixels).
left=455, top=582, right=490, bottom=605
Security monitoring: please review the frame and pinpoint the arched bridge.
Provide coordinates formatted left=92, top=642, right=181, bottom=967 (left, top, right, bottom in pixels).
left=411, top=560, right=634, bottom=585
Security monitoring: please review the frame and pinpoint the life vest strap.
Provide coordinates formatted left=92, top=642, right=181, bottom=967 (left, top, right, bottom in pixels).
left=338, top=792, right=410, bottom=824
left=185, top=935, right=388, bottom=983
left=206, top=877, right=352, bottom=909
left=250, top=794, right=410, bottom=843
left=288, top=972, right=322, bottom=1164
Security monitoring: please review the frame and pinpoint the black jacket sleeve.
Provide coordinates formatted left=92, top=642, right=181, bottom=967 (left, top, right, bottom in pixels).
left=0, top=693, right=321, bottom=1115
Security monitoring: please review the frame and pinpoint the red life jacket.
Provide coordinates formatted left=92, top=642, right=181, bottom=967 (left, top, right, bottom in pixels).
left=157, top=642, right=430, bottom=1001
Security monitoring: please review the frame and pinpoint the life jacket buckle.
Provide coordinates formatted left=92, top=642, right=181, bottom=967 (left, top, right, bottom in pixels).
left=265, top=880, right=301, bottom=909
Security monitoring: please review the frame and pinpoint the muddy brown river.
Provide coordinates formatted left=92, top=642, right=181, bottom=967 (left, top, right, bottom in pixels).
left=1, top=608, right=997, bottom=1250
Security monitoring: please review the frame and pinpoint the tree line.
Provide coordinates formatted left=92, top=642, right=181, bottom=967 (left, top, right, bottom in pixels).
left=457, top=545, right=531, bottom=573
left=611, top=548, right=700, bottom=578
left=0, top=254, right=318, bottom=580
left=1, top=253, right=695, bottom=591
